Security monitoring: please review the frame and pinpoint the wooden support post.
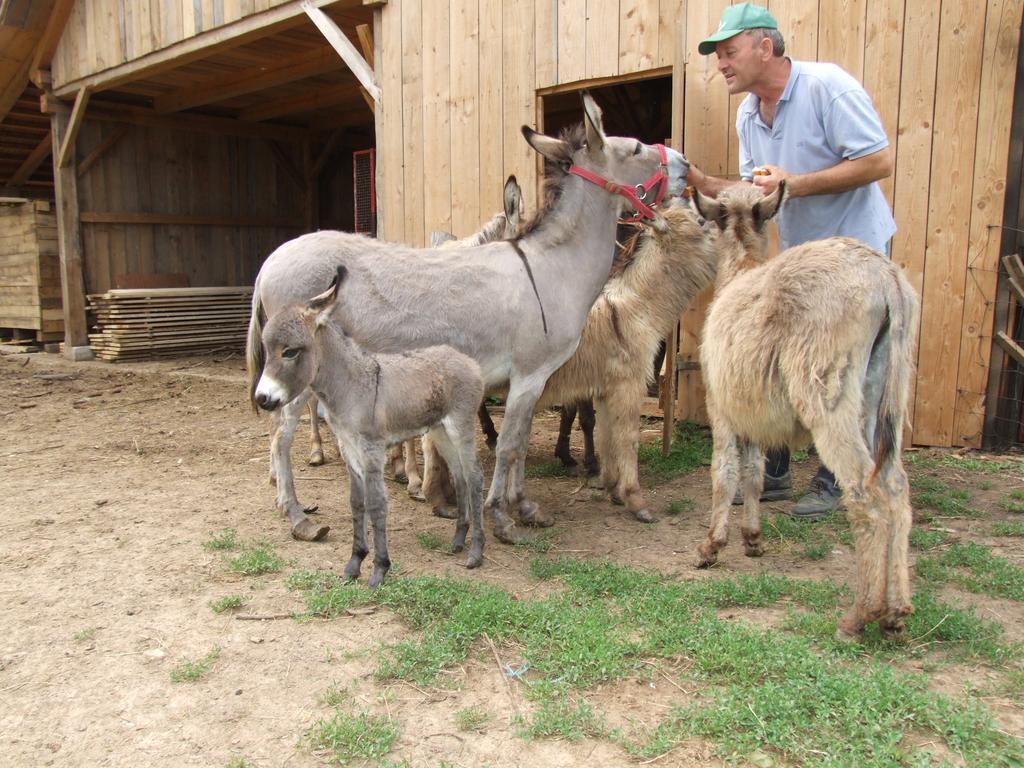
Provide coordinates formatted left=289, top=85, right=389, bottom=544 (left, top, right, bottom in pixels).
left=302, top=0, right=381, bottom=104
left=49, top=108, right=92, bottom=361
left=58, top=86, right=92, bottom=169
left=661, top=325, right=678, bottom=456
left=356, top=24, right=375, bottom=68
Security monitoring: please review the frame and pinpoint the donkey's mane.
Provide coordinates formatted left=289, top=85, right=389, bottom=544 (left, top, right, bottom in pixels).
left=515, top=123, right=587, bottom=240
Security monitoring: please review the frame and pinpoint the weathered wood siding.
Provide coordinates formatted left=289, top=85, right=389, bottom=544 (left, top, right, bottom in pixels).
left=0, top=201, right=63, bottom=338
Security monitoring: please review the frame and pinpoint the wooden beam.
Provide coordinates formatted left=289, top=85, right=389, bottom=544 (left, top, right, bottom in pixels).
left=996, top=331, right=1024, bottom=368
left=84, top=103, right=309, bottom=142
left=76, top=125, right=129, bottom=179
left=79, top=212, right=304, bottom=227
left=0, top=56, right=32, bottom=124
left=661, top=325, right=678, bottom=455
left=1004, top=253, right=1024, bottom=283
left=312, top=130, right=344, bottom=177
left=153, top=48, right=343, bottom=114
left=52, top=0, right=363, bottom=99
left=1008, top=275, right=1024, bottom=307
left=266, top=141, right=305, bottom=190
left=28, top=0, right=76, bottom=87
left=7, top=131, right=51, bottom=186
left=356, top=23, right=374, bottom=68
left=58, top=86, right=91, bottom=169
left=302, top=0, right=381, bottom=104
left=49, top=108, right=91, bottom=358
left=238, top=83, right=367, bottom=122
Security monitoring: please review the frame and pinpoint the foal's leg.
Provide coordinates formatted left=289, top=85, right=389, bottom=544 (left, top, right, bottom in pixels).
left=696, top=413, right=741, bottom=568
left=553, top=403, right=579, bottom=471
left=430, top=426, right=475, bottom=564
left=578, top=399, right=599, bottom=477
left=403, top=439, right=423, bottom=499
left=272, top=391, right=329, bottom=542
left=342, top=450, right=369, bottom=580
left=307, top=395, right=325, bottom=466
left=421, top=434, right=456, bottom=518
left=738, top=441, right=765, bottom=557
left=361, top=441, right=392, bottom=588
left=593, top=397, right=621, bottom=497
left=602, top=383, right=653, bottom=522
left=478, top=402, right=499, bottom=450
left=386, top=443, right=406, bottom=482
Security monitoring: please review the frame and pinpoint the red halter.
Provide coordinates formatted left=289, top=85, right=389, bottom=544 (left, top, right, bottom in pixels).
left=568, top=143, right=670, bottom=222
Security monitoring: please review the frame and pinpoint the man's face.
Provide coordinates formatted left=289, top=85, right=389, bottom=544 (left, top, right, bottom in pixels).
left=714, top=32, right=767, bottom=94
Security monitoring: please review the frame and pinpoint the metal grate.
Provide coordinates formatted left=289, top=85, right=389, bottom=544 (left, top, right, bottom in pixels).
left=353, top=148, right=377, bottom=237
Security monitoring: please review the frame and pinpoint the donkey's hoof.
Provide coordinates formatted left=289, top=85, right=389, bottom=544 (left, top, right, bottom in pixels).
left=292, top=519, right=330, bottom=542
left=393, top=471, right=408, bottom=485
left=743, top=543, right=764, bottom=558
left=407, top=484, right=424, bottom=501
left=492, top=522, right=520, bottom=544
left=308, top=449, right=325, bottom=466
left=695, top=546, right=718, bottom=569
left=880, top=621, right=907, bottom=642
left=302, top=504, right=321, bottom=515
left=485, top=436, right=498, bottom=451
left=835, top=617, right=865, bottom=644
left=609, top=493, right=625, bottom=507
left=632, top=508, right=656, bottom=524
left=368, top=571, right=388, bottom=589
left=432, top=505, right=458, bottom=520
left=465, top=552, right=483, bottom=569
left=519, top=502, right=554, bottom=528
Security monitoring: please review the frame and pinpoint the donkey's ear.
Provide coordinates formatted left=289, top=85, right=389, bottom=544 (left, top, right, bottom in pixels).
left=430, top=230, right=457, bottom=247
left=504, top=175, right=524, bottom=226
left=754, top=180, right=786, bottom=224
left=692, top=189, right=727, bottom=231
left=581, top=92, right=606, bottom=153
left=307, top=264, right=347, bottom=313
left=522, top=126, right=571, bottom=165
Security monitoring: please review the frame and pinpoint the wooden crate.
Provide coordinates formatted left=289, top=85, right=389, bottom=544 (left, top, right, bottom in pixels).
left=0, top=200, right=63, bottom=343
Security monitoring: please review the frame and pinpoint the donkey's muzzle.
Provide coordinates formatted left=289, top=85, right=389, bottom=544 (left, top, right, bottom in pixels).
left=255, top=391, right=281, bottom=411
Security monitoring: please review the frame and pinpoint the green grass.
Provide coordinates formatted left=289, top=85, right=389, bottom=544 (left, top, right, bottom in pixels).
left=911, top=476, right=979, bottom=518
left=225, top=759, right=253, bottom=768
left=905, top=452, right=1023, bottom=475
left=290, top=558, right=1023, bottom=765
left=1001, top=490, right=1024, bottom=514
left=322, top=683, right=349, bottom=708
left=210, top=595, right=247, bottom=614
left=909, top=527, right=949, bottom=550
left=204, top=528, right=238, bottom=551
left=228, top=544, right=286, bottom=576
left=917, top=541, right=1024, bottom=601
left=663, top=496, right=695, bottom=516
left=170, top=647, right=221, bottom=683
left=308, top=710, right=399, bottom=765
left=454, top=707, right=490, bottom=732
left=73, top=627, right=96, bottom=643
left=992, top=521, right=1024, bottom=537
left=638, top=420, right=713, bottom=479
left=514, top=529, right=556, bottom=555
left=416, top=531, right=450, bottom=552
left=759, top=513, right=837, bottom=561
left=524, top=460, right=572, bottom=478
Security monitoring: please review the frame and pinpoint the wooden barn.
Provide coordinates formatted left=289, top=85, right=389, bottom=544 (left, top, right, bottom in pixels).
left=1, top=0, right=1023, bottom=449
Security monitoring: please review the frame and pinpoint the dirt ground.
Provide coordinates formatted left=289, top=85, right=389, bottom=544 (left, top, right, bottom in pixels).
left=2, top=349, right=1022, bottom=767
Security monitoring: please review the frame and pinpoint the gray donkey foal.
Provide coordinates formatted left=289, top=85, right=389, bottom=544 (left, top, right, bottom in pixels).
left=254, top=266, right=486, bottom=586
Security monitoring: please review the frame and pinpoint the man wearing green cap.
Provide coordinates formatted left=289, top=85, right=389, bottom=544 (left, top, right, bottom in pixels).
left=689, top=2, right=896, bottom=520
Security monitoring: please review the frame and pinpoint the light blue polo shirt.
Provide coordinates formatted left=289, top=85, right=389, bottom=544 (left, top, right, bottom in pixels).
left=737, top=59, right=896, bottom=252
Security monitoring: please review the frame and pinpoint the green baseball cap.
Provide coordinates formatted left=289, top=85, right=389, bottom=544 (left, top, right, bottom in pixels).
left=698, top=3, right=778, bottom=55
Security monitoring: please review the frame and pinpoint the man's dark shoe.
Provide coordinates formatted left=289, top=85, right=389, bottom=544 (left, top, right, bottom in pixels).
left=789, top=478, right=843, bottom=520
left=732, top=471, right=792, bottom=505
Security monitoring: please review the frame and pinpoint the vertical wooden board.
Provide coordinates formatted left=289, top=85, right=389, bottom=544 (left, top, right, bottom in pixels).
left=817, top=0, right=866, bottom=79
left=135, top=126, right=156, bottom=278
left=181, top=0, right=197, bottom=38
left=953, top=0, right=1024, bottom=446
left=535, top=0, right=556, bottom=88
left=914, top=0, right=986, bottom=446
left=378, top=1, right=405, bottom=244
left=421, top=1, right=453, bottom=242
left=201, top=0, right=217, bottom=34
left=585, top=0, right=619, bottom=79
left=619, top=0, right=659, bottom=75
left=223, top=0, right=243, bottom=25
left=480, top=0, right=505, bottom=216
left=504, top=0, right=538, bottom=213
left=657, top=0, right=685, bottom=68
left=399, top=0, right=423, bottom=245
left=862, top=0, right=904, bottom=204
left=85, top=0, right=102, bottom=76
left=159, top=0, right=183, bottom=52
left=557, top=0, right=587, bottom=83
left=138, top=0, right=156, bottom=57
left=450, top=0, right=481, bottom=236
left=86, top=122, right=112, bottom=293
left=768, top=0, right=818, bottom=60
left=890, top=0, right=938, bottom=440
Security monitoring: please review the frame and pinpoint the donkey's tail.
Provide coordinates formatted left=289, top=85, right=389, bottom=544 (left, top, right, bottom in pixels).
left=246, top=282, right=266, bottom=413
left=872, top=269, right=920, bottom=475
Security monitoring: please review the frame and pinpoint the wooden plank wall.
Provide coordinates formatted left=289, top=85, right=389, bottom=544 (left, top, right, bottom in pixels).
left=74, top=119, right=303, bottom=293
left=0, top=201, right=62, bottom=335
left=50, top=0, right=293, bottom=87
left=673, top=0, right=1023, bottom=448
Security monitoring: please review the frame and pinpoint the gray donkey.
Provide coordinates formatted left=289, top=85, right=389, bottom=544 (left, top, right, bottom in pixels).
left=254, top=265, right=486, bottom=586
left=247, top=94, right=690, bottom=545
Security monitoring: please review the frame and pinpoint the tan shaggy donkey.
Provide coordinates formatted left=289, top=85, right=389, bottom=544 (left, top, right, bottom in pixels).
left=692, top=182, right=920, bottom=642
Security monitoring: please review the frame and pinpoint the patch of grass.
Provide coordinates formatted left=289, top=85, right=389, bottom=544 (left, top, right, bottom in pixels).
left=518, top=694, right=606, bottom=741
left=909, top=527, right=949, bottom=550
left=73, top=627, right=96, bottom=643
left=977, top=480, right=995, bottom=491
left=759, top=513, right=836, bottom=561
left=416, top=531, right=450, bottom=552
left=170, top=647, right=221, bottom=683
left=322, top=683, right=349, bottom=708
left=525, top=460, right=571, bottom=478
left=307, top=710, right=399, bottom=765
left=1001, top=491, right=1024, bottom=514
left=454, top=707, right=490, bottom=732
left=228, top=544, right=286, bottom=576
left=992, top=520, right=1024, bottom=537
left=589, top=491, right=605, bottom=502
left=906, top=451, right=1023, bottom=475
left=663, top=496, right=695, bottom=516
left=225, top=759, right=253, bottom=768
left=514, top=529, right=556, bottom=555
left=209, top=595, right=247, bottom=614
left=791, top=448, right=811, bottom=462
left=204, top=528, right=238, bottom=551
left=911, top=477, right=979, bottom=518
left=637, top=421, right=712, bottom=479
left=918, top=541, right=1024, bottom=601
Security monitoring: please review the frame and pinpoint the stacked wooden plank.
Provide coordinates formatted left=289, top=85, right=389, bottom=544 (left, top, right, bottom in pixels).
left=0, top=200, right=63, bottom=344
left=86, top=286, right=253, bottom=362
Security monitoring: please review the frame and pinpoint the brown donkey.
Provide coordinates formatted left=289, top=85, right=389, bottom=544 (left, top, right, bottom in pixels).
left=692, top=182, right=919, bottom=642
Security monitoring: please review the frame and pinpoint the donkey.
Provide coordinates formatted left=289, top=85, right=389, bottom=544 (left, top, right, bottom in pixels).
left=247, top=94, right=690, bottom=545
left=692, top=182, right=919, bottom=642
left=254, top=266, right=486, bottom=585
left=422, top=200, right=719, bottom=523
